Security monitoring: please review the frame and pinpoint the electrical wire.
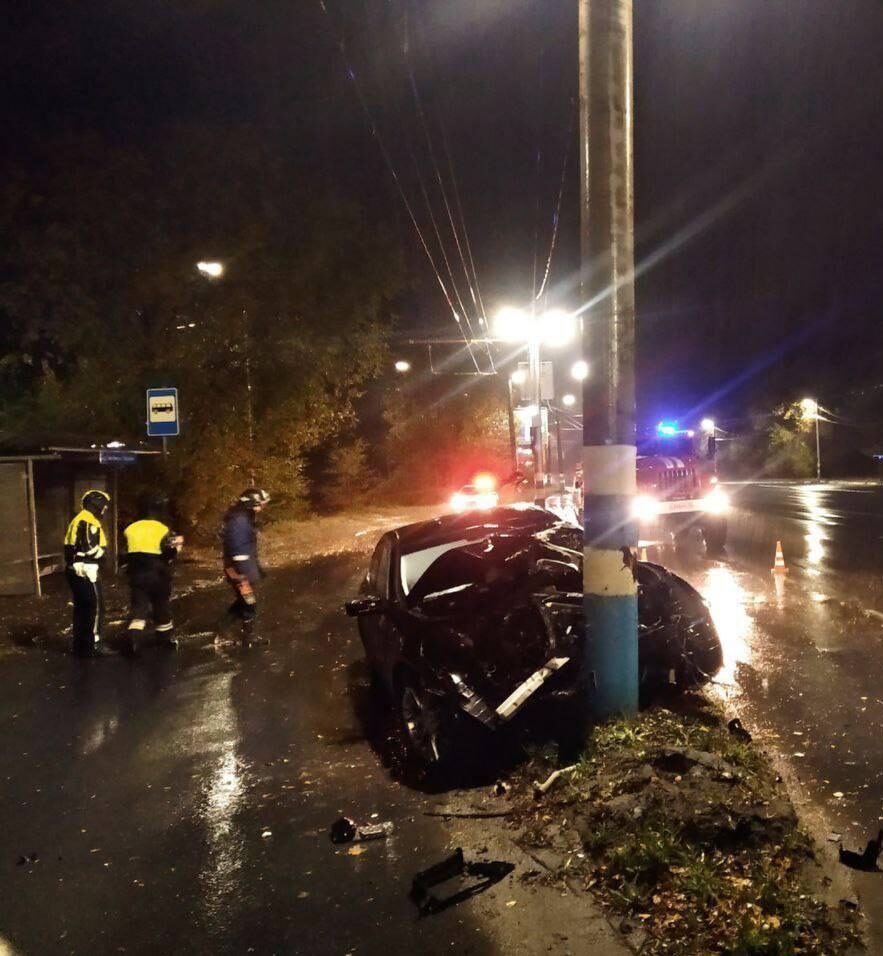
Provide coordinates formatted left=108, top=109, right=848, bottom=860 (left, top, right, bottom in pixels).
left=401, top=4, right=496, bottom=373
left=535, top=98, right=576, bottom=304
left=317, top=0, right=483, bottom=373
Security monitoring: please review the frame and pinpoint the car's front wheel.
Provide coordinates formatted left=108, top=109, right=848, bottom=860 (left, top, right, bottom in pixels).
left=400, top=678, right=446, bottom=763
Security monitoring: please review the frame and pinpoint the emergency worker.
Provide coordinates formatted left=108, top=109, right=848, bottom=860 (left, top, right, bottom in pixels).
left=122, top=498, right=183, bottom=653
left=64, top=489, right=112, bottom=657
left=221, top=488, right=270, bottom=643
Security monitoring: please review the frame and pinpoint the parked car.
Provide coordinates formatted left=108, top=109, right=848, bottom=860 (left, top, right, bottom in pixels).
left=345, top=504, right=721, bottom=772
left=448, top=473, right=499, bottom=513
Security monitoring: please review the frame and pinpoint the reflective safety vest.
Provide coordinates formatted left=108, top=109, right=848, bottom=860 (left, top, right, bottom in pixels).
left=123, top=519, right=176, bottom=576
left=124, top=519, right=172, bottom=555
left=64, top=510, right=107, bottom=567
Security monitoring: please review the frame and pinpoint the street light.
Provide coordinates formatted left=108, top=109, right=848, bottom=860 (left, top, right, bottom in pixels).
left=493, top=306, right=577, bottom=497
left=394, top=360, right=411, bottom=373
left=562, top=393, right=577, bottom=407
left=701, top=418, right=715, bottom=435
left=196, top=261, right=224, bottom=278
left=571, top=359, right=589, bottom=381
left=800, top=398, right=821, bottom=481
left=510, top=369, right=527, bottom=386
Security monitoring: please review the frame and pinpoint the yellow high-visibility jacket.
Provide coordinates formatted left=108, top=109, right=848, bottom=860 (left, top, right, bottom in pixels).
left=64, top=510, right=107, bottom=568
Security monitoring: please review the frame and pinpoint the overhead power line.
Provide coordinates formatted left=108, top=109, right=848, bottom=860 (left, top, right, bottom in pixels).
left=317, top=0, right=483, bottom=373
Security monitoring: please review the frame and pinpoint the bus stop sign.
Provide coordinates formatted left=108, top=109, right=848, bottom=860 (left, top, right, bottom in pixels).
left=146, top=388, right=179, bottom=437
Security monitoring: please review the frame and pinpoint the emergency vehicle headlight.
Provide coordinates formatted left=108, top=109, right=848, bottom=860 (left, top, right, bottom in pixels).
left=632, top=495, right=661, bottom=522
left=450, top=493, right=468, bottom=512
left=702, top=487, right=730, bottom=514
left=473, top=473, right=496, bottom=493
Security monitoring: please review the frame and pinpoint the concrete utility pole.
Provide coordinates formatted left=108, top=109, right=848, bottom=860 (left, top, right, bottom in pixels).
left=580, top=0, right=639, bottom=719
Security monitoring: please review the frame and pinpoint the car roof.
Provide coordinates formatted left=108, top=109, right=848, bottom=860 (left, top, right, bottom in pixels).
left=394, top=504, right=558, bottom=553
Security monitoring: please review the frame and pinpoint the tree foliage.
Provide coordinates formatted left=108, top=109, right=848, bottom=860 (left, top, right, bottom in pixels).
left=0, top=128, right=402, bottom=530
left=382, top=377, right=512, bottom=502
left=765, top=403, right=815, bottom=478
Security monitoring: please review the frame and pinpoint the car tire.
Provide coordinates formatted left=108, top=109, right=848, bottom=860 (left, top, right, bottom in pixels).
left=393, top=670, right=457, bottom=784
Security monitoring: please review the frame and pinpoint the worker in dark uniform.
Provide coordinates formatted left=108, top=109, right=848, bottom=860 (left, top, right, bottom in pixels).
left=122, top=498, right=183, bottom=654
left=221, top=488, right=270, bottom=644
left=64, top=489, right=112, bottom=658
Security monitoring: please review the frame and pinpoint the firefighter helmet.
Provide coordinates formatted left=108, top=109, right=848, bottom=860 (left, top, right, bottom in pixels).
left=82, top=490, right=111, bottom=516
left=238, top=488, right=270, bottom=510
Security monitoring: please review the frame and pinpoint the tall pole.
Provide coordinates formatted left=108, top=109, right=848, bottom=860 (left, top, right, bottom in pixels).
left=506, top=379, right=518, bottom=473
left=529, top=339, right=546, bottom=499
left=243, top=309, right=256, bottom=486
left=555, top=406, right=565, bottom=493
left=581, top=0, right=639, bottom=719
left=815, top=411, right=821, bottom=481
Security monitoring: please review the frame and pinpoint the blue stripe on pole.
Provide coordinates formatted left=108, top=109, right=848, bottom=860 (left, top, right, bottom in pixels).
left=584, top=487, right=639, bottom=718
left=584, top=592, right=639, bottom=718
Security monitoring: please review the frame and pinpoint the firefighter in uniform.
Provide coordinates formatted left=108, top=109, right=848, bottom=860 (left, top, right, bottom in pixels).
left=122, top=499, right=183, bottom=653
left=64, top=490, right=112, bottom=657
left=221, top=488, right=270, bottom=644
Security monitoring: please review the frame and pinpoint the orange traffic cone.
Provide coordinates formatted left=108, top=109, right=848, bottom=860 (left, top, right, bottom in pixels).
left=772, top=540, right=788, bottom=574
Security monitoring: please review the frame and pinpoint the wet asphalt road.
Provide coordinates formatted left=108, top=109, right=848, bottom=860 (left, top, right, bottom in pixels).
left=4, top=485, right=883, bottom=953
left=0, top=555, right=508, bottom=956
left=661, top=481, right=883, bottom=942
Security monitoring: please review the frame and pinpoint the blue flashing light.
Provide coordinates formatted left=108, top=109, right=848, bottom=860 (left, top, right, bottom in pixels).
left=656, top=421, right=678, bottom=436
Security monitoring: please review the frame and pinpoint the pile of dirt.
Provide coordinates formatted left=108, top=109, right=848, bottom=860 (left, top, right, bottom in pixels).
left=507, top=701, right=863, bottom=955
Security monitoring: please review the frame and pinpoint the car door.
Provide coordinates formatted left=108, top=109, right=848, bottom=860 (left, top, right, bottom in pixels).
left=358, top=535, right=395, bottom=688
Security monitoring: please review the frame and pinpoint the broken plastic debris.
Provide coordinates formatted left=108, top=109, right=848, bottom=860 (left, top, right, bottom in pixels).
left=329, top=816, right=393, bottom=844
left=533, top=765, right=578, bottom=798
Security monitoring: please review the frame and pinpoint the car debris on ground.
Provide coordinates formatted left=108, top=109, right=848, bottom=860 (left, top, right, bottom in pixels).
left=409, top=848, right=515, bottom=916
left=329, top=816, right=394, bottom=844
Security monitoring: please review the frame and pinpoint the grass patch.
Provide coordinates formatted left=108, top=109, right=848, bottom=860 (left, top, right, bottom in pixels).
left=512, top=701, right=861, bottom=955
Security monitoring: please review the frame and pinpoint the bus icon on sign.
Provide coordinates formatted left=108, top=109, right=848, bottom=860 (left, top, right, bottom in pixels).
left=147, top=387, right=179, bottom=437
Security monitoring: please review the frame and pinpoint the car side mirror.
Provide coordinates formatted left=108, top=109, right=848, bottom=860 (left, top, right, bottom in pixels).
left=345, top=596, right=389, bottom=617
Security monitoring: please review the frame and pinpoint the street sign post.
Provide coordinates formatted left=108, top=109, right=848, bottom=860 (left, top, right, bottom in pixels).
left=146, top=388, right=180, bottom=438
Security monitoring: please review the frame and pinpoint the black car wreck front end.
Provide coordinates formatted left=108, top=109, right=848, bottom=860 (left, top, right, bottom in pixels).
left=345, top=506, right=722, bottom=776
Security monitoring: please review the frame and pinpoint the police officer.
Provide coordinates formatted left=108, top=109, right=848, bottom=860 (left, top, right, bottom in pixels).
left=221, top=488, right=270, bottom=644
left=64, top=489, right=112, bottom=657
left=122, top=498, right=183, bottom=654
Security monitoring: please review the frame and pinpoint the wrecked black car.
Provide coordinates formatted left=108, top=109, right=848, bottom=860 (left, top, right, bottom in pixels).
left=345, top=504, right=722, bottom=770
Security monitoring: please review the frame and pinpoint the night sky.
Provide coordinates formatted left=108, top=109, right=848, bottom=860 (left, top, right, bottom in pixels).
left=4, top=0, right=882, bottom=427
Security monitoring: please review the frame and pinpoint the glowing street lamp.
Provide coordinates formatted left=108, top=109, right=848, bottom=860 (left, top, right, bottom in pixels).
left=571, top=359, right=589, bottom=381
left=800, top=398, right=821, bottom=481
left=562, top=393, right=577, bottom=407
left=493, top=306, right=577, bottom=495
left=701, top=418, right=715, bottom=435
left=394, top=360, right=411, bottom=373
left=196, top=261, right=224, bottom=278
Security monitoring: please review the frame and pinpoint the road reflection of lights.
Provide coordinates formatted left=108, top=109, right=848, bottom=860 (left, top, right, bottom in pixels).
left=773, top=572, right=787, bottom=608
left=81, top=715, right=119, bottom=755
left=702, top=566, right=753, bottom=687
left=797, top=486, right=839, bottom=575
left=196, top=675, right=247, bottom=924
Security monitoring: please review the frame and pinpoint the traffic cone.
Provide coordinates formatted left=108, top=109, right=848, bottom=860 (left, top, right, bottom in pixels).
left=772, top=540, right=788, bottom=574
